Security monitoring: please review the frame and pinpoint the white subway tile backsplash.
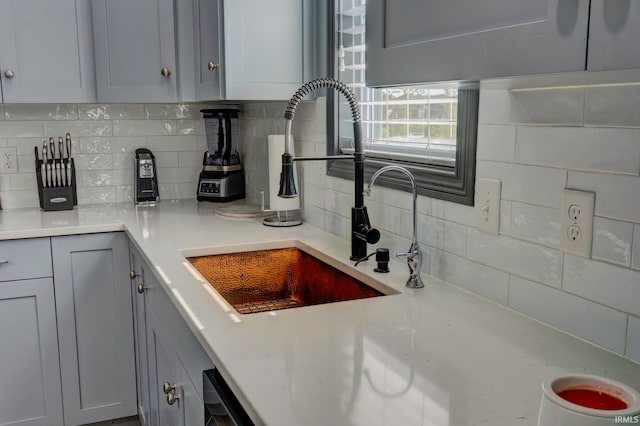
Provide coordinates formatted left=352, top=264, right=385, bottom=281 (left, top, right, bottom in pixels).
left=431, top=199, right=475, bottom=227
left=479, top=88, right=584, bottom=125
left=146, top=135, right=205, bottom=152
left=156, top=167, right=199, bottom=184
left=500, top=200, right=511, bottom=235
left=467, top=229, right=563, bottom=287
left=112, top=153, right=136, bottom=170
left=633, top=225, right=640, bottom=271
left=74, top=154, right=113, bottom=171
left=145, top=104, right=213, bottom=120
left=431, top=250, right=509, bottom=305
left=0, top=190, right=39, bottom=208
left=477, top=161, right=566, bottom=208
left=116, top=185, right=134, bottom=203
left=567, top=172, right=640, bottom=223
left=81, top=170, right=133, bottom=187
left=113, top=120, right=175, bottom=137
left=45, top=120, right=112, bottom=137
left=79, top=137, right=144, bottom=154
left=0, top=121, right=43, bottom=138
left=516, top=127, right=640, bottom=175
left=7, top=138, right=45, bottom=155
left=9, top=174, right=36, bottom=191
left=176, top=120, right=205, bottom=136
left=79, top=104, right=145, bottom=121
left=510, top=202, right=561, bottom=248
left=444, top=221, right=467, bottom=257
left=154, top=152, right=179, bottom=168
left=627, top=316, right=640, bottom=363
left=476, top=125, right=516, bottom=162
left=508, top=275, right=627, bottom=353
left=5, top=104, right=77, bottom=121
left=585, top=85, right=640, bottom=127
left=324, top=211, right=350, bottom=238
left=592, top=217, right=633, bottom=267
left=77, top=186, right=116, bottom=204
left=564, top=255, right=640, bottom=316
left=178, top=151, right=202, bottom=168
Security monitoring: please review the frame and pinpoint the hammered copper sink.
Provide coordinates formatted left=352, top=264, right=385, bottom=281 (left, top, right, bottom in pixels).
left=188, top=247, right=391, bottom=314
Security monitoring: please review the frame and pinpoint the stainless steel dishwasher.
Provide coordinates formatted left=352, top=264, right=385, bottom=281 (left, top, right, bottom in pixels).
left=203, top=369, right=254, bottom=426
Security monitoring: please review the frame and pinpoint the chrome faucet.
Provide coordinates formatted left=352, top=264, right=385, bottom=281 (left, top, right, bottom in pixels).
left=278, top=78, right=380, bottom=260
left=365, top=165, right=424, bottom=288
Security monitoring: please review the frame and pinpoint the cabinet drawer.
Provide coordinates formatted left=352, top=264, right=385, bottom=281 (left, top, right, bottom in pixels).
left=146, top=278, right=214, bottom=397
left=0, top=238, right=52, bottom=282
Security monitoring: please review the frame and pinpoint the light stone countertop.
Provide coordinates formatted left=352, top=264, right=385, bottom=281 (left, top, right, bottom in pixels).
left=1, top=199, right=639, bottom=426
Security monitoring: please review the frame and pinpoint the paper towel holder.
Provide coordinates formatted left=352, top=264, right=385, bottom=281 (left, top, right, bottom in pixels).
left=260, top=166, right=304, bottom=227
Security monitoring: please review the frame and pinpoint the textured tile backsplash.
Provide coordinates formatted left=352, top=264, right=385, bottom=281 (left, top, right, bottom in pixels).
left=0, top=103, right=216, bottom=208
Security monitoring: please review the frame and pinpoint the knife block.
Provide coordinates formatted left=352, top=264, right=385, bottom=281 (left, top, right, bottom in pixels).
left=35, top=158, right=77, bottom=211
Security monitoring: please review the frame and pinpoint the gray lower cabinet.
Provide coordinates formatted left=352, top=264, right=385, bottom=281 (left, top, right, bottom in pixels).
left=0, top=278, right=64, bottom=426
left=52, top=232, right=137, bottom=426
left=133, top=244, right=211, bottom=426
left=366, top=0, right=591, bottom=85
left=91, top=0, right=178, bottom=102
left=146, top=305, right=205, bottom=426
left=129, top=244, right=152, bottom=426
left=0, top=0, right=96, bottom=103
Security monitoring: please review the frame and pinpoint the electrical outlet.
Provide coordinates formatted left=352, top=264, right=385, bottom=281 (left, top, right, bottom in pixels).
left=0, top=148, right=18, bottom=174
left=560, top=189, right=595, bottom=258
left=475, top=178, right=501, bottom=235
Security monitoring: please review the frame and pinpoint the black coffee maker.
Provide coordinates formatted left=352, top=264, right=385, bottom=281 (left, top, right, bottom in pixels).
left=197, top=109, right=245, bottom=202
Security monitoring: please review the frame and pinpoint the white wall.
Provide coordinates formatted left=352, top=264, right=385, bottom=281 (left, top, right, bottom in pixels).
left=242, top=86, right=640, bottom=364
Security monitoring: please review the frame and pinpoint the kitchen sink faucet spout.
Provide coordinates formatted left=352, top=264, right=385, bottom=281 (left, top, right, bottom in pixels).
left=365, top=165, right=424, bottom=288
left=278, top=78, right=379, bottom=260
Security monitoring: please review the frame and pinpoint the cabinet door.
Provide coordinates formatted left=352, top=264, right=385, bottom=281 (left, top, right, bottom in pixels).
left=0, top=278, right=64, bottom=426
left=146, top=306, right=181, bottom=426
left=176, top=357, right=204, bottom=426
left=52, top=232, right=137, bottom=426
left=587, top=0, right=640, bottom=71
left=0, top=0, right=96, bottom=103
left=366, top=0, right=590, bottom=86
left=223, top=0, right=313, bottom=100
left=130, top=245, right=152, bottom=426
left=194, top=0, right=224, bottom=100
left=92, top=0, right=178, bottom=102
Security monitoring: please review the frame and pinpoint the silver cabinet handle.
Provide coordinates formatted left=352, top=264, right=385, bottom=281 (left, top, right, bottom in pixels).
left=136, top=284, right=147, bottom=294
left=166, top=391, right=180, bottom=405
left=3, top=70, right=14, bottom=79
left=161, top=67, right=171, bottom=77
left=130, top=270, right=139, bottom=279
left=163, top=382, right=176, bottom=395
left=207, top=61, right=219, bottom=71
left=0, top=260, right=8, bottom=265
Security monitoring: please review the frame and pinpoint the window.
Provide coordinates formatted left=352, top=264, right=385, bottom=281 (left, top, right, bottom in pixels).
left=327, top=0, right=479, bottom=205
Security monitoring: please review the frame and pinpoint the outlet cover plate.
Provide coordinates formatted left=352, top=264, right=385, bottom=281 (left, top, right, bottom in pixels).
left=560, top=189, right=595, bottom=258
left=0, top=148, right=17, bottom=174
left=475, top=178, right=501, bottom=235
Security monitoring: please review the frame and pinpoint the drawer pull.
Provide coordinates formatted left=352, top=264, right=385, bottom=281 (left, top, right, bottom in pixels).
left=0, top=260, right=9, bottom=265
left=163, top=382, right=176, bottom=395
left=137, top=284, right=148, bottom=294
left=166, top=392, right=180, bottom=405
left=130, top=270, right=139, bottom=279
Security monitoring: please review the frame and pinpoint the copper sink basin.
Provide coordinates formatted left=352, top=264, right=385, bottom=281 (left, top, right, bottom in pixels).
left=188, top=247, right=393, bottom=314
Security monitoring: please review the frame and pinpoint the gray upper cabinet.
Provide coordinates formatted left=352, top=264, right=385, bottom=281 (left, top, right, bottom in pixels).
left=52, top=232, right=137, bottom=426
left=587, top=0, right=640, bottom=71
left=366, top=0, right=591, bottom=86
left=223, top=0, right=313, bottom=100
left=193, top=0, right=224, bottom=101
left=0, top=0, right=96, bottom=103
left=92, top=0, right=178, bottom=102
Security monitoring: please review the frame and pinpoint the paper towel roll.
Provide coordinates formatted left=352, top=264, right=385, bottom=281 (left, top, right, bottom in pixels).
left=268, top=135, right=300, bottom=211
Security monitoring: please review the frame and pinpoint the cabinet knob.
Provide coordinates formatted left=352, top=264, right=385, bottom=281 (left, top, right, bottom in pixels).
left=163, top=382, right=176, bottom=395
left=130, top=270, right=139, bottom=279
left=3, top=69, right=15, bottom=79
left=166, top=391, right=180, bottom=405
left=160, top=67, right=171, bottom=77
left=136, top=283, right=147, bottom=294
left=207, top=61, right=219, bottom=71
left=0, top=260, right=9, bottom=265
